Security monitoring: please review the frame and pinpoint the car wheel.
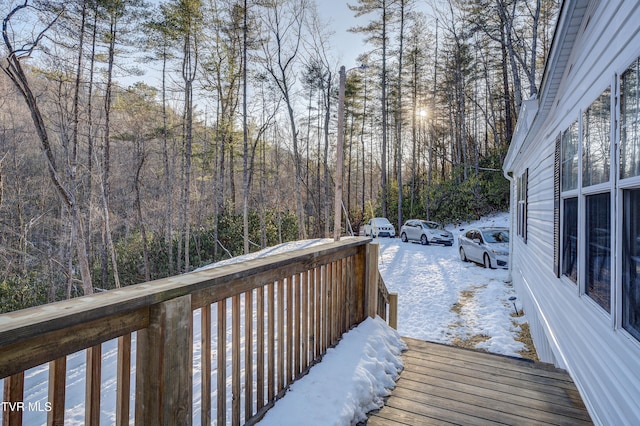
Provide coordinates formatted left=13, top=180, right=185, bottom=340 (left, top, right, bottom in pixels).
left=459, top=247, right=467, bottom=262
left=420, top=234, right=429, bottom=245
left=483, top=253, right=493, bottom=269
left=401, top=232, right=408, bottom=242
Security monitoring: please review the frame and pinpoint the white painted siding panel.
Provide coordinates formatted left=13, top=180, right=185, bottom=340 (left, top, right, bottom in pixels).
left=507, top=1, right=640, bottom=423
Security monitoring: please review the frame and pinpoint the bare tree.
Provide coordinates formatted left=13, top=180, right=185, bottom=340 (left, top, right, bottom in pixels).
left=99, top=0, right=126, bottom=288
left=1, top=1, right=93, bottom=295
left=395, top=0, right=407, bottom=231
left=242, top=0, right=249, bottom=253
left=258, top=0, right=309, bottom=239
left=304, top=6, right=336, bottom=237
left=349, top=0, right=393, bottom=217
left=146, top=11, right=177, bottom=275
left=163, top=0, right=202, bottom=272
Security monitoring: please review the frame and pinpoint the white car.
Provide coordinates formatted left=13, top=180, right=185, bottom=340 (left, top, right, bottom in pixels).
left=400, top=220, right=454, bottom=246
left=363, top=217, right=396, bottom=238
left=458, top=227, right=509, bottom=269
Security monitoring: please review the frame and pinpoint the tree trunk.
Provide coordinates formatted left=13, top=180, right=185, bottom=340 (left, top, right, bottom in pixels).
left=381, top=0, right=388, bottom=218
left=323, top=74, right=332, bottom=237
left=396, top=0, right=406, bottom=232
left=360, top=75, right=367, bottom=219
left=135, top=146, right=151, bottom=282
left=161, top=40, right=174, bottom=275
left=182, top=25, right=197, bottom=272
left=242, top=0, right=249, bottom=254
left=102, top=10, right=120, bottom=288
left=500, top=19, right=513, bottom=145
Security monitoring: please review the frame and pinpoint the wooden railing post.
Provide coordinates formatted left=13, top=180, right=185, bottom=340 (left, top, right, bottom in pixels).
left=85, top=344, right=102, bottom=424
left=135, top=295, right=192, bottom=425
left=355, top=246, right=366, bottom=321
left=48, top=358, right=66, bottom=426
left=2, top=372, right=23, bottom=426
left=388, top=292, right=398, bottom=329
left=365, top=242, right=379, bottom=319
left=116, top=334, right=132, bottom=426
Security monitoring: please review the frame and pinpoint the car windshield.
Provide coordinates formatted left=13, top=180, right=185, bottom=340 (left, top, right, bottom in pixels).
left=482, top=229, right=509, bottom=243
left=421, top=221, right=442, bottom=230
left=373, top=219, right=390, bottom=226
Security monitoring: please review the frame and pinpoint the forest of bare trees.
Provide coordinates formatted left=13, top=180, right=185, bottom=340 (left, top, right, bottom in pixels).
left=0, top=0, right=558, bottom=311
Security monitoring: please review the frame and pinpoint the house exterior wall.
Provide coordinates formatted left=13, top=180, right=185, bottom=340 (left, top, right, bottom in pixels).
left=504, top=1, right=640, bottom=424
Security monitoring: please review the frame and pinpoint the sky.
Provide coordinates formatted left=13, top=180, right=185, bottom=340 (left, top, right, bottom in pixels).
left=120, top=0, right=371, bottom=87
left=0, top=212, right=529, bottom=425
left=316, top=0, right=369, bottom=68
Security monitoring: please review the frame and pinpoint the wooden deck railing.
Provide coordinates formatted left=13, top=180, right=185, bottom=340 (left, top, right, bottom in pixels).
left=0, top=238, right=395, bottom=425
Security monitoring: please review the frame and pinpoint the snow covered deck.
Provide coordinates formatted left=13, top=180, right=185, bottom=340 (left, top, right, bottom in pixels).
left=369, top=337, right=592, bottom=425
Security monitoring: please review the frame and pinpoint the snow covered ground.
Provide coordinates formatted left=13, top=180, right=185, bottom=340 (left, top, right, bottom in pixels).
left=1, top=213, right=529, bottom=425
left=377, top=212, right=525, bottom=357
left=257, top=317, right=406, bottom=425
left=258, top=212, right=529, bottom=424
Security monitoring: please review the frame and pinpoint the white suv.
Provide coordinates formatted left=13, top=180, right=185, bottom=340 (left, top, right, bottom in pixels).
left=363, top=217, right=396, bottom=238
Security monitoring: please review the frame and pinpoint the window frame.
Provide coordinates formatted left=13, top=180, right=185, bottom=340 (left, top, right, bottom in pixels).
left=561, top=197, right=578, bottom=284
left=584, top=192, right=612, bottom=313
left=557, top=85, right=614, bottom=316
left=616, top=57, right=640, bottom=341
left=548, top=53, right=640, bottom=343
left=620, top=188, right=640, bottom=341
left=517, top=169, right=528, bottom=243
left=557, top=62, right=640, bottom=343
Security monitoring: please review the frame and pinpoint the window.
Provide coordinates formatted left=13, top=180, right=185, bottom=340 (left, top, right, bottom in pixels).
left=517, top=169, right=528, bottom=242
left=621, top=57, right=640, bottom=340
left=562, top=122, right=579, bottom=191
left=623, top=190, right=640, bottom=340
left=621, top=58, right=640, bottom=179
left=582, top=88, right=611, bottom=187
left=585, top=193, right=611, bottom=312
left=562, top=198, right=578, bottom=283
left=558, top=125, right=578, bottom=282
left=551, top=57, right=640, bottom=340
left=556, top=88, right=612, bottom=312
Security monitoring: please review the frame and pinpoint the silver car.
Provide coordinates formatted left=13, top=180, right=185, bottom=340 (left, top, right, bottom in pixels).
left=400, top=220, right=454, bottom=246
left=458, top=227, right=509, bottom=269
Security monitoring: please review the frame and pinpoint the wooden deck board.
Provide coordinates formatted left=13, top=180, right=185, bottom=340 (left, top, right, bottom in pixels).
left=367, top=404, right=456, bottom=426
left=368, top=337, right=592, bottom=425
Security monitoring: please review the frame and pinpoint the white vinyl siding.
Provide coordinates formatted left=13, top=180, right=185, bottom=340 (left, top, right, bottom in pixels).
left=504, top=1, right=640, bottom=424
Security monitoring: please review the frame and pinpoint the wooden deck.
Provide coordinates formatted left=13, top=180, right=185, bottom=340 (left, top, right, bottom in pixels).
left=368, top=337, right=592, bottom=425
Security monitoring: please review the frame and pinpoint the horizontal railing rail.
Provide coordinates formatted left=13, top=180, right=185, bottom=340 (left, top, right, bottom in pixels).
left=1, top=238, right=393, bottom=425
